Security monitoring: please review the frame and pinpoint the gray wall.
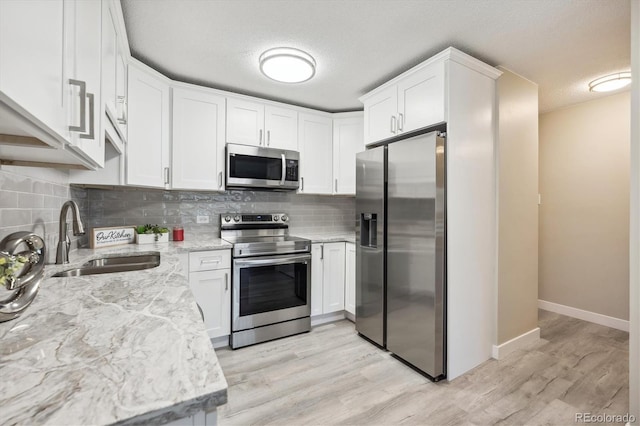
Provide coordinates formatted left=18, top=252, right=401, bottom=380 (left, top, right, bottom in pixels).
left=539, top=91, right=630, bottom=320
left=496, top=68, right=539, bottom=345
left=0, top=166, right=87, bottom=263
left=82, top=187, right=355, bottom=240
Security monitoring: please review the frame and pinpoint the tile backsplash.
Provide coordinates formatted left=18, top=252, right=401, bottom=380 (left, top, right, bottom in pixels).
left=82, top=187, right=355, bottom=242
left=0, top=166, right=87, bottom=263
left=0, top=165, right=355, bottom=257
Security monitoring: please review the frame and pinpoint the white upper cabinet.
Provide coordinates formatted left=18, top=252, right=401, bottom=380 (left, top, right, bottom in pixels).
left=397, top=61, right=445, bottom=133
left=226, top=97, right=264, bottom=146
left=298, top=113, right=333, bottom=195
left=361, top=59, right=445, bottom=145
left=226, top=97, right=297, bottom=150
left=101, top=1, right=127, bottom=142
left=362, top=85, right=397, bottom=145
left=127, top=63, right=170, bottom=188
left=332, top=115, right=364, bottom=195
left=0, top=0, right=106, bottom=169
left=172, top=87, right=226, bottom=191
left=264, top=105, right=298, bottom=150
left=102, top=1, right=118, bottom=127
left=0, top=0, right=68, bottom=141
left=66, top=0, right=104, bottom=167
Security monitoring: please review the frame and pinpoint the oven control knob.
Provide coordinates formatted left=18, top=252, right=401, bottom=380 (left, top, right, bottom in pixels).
left=281, top=214, right=288, bottom=222
left=234, top=215, right=241, bottom=222
left=224, top=215, right=231, bottom=222
left=273, top=215, right=279, bottom=221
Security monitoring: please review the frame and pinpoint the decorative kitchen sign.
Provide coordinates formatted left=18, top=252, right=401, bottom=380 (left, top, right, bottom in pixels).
left=90, top=227, right=136, bottom=249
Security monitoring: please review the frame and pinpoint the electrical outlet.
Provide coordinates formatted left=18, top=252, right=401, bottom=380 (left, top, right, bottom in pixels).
left=197, top=215, right=210, bottom=224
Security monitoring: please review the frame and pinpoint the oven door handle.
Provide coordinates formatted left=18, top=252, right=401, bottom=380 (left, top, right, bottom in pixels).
left=234, top=253, right=310, bottom=267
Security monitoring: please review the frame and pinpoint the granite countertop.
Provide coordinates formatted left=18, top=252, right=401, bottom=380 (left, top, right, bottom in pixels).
left=0, top=234, right=231, bottom=426
left=295, top=233, right=356, bottom=244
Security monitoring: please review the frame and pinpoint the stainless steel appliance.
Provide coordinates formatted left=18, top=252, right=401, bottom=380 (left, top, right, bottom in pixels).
left=226, top=143, right=300, bottom=191
left=356, top=128, right=447, bottom=381
left=221, top=213, right=311, bottom=348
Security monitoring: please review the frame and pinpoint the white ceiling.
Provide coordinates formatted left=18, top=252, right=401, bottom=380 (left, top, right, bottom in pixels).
left=121, top=0, right=631, bottom=113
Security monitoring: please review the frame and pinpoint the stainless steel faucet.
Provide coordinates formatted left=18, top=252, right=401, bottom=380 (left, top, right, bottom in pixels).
left=56, top=200, right=85, bottom=264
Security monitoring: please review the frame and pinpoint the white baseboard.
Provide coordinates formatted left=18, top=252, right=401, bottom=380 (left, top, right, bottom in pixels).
left=345, top=311, right=355, bottom=323
left=211, top=335, right=230, bottom=349
left=311, top=311, right=346, bottom=326
left=492, top=327, right=540, bottom=360
left=538, top=299, right=629, bottom=332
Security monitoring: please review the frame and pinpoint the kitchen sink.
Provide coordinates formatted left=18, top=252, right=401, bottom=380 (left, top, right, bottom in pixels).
left=52, top=253, right=160, bottom=277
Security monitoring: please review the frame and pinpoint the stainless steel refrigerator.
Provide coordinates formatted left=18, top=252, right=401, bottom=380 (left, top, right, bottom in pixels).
left=356, top=129, right=446, bottom=381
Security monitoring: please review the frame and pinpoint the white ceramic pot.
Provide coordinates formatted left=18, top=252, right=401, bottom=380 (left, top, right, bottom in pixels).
left=136, top=232, right=169, bottom=244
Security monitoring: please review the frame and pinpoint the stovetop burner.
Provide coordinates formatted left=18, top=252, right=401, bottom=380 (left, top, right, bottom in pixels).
left=220, top=213, right=310, bottom=258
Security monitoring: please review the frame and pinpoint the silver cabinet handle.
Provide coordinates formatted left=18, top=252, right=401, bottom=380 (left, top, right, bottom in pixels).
left=79, top=93, right=95, bottom=140
left=259, top=129, right=263, bottom=145
left=225, top=272, right=228, bottom=291
left=280, top=154, right=286, bottom=185
left=117, top=96, right=127, bottom=124
left=320, top=244, right=324, bottom=260
left=200, top=258, right=221, bottom=264
left=68, top=79, right=87, bottom=133
left=398, top=113, right=404, bottom=132
left=164, top=167, right=170, bottom=185
left=300, top=177, right=304, bottom=192
left=390, top=115, right=397, bottom=134
left=335, top=179, right=338, bottom=193
left=267, top=130, right=270, bottom=146
left=218, top=171, right=223, bottom=188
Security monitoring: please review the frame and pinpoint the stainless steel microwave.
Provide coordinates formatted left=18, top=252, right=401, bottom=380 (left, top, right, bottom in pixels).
left=226, top=143, right=300, bottom=190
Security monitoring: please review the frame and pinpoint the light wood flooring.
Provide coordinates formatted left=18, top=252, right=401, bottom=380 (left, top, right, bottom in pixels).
left=215, top=310, right=629, bottom=425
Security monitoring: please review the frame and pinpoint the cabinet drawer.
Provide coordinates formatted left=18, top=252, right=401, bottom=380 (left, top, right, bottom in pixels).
left=189, top=250, right=231, bottom=272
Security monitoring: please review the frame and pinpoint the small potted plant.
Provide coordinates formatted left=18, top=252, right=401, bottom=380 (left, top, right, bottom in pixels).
left=135, top=224, right=170, bottom=244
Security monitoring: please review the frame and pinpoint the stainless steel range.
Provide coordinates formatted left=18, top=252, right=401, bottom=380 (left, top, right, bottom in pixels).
left=220, top=213, right=311, bottom=349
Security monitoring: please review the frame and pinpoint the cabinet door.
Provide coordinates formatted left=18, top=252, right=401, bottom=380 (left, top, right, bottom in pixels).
left=298, top=113, right=333, bottom=194
left=172, top=88, right=226, bottom=191
left=115, top=50, right=128, bottom=135
left=311, top=244, right=324, bottom=317
left=0, top=0, right=67, bottom=140
left=127, top=64, right=170, bottom=188
left=363, top=85, right=397, bottom=145
left=397, top=61, right=446, bottom=133
left=322, top=242, right=346, bottom=313
left=68, top=0, right=103, bottom=167
left=226, top=97, right=264, bottom=146
left=333, top=116, right=363, bottom=195
left=345, top=242, right=356, bottom=316
left=189, top=269, right=231, bottom=339
left=264, top=105, right=298, bottom=150
left=102, top=1, right=118, bottom=123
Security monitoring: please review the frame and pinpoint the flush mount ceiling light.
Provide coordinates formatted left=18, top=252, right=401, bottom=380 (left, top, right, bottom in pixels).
left=259, top=47, right=316, bottom=83
left=588, top=72, right=632, bottom=92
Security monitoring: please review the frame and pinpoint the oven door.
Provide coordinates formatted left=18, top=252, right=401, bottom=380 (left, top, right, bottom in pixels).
left=232, top=253, right=311, bottom=331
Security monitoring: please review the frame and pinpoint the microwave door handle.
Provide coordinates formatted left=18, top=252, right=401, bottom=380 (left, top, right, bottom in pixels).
left=280, top=153, right=286, bottom=185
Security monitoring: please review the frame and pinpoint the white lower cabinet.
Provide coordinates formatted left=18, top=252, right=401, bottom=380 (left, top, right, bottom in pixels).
left=189, top=269, right=230, bottom=338
left=311, top=242, right=346, bottom=316
left=187, top=250, right=231, bottom=340
left=345, top=242, right=356, bottom=316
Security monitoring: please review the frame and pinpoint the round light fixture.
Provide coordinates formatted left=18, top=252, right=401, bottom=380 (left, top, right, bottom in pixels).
left=588, top=72, right=631, bottom=92
left=259, top=47, right=316, bottom=83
